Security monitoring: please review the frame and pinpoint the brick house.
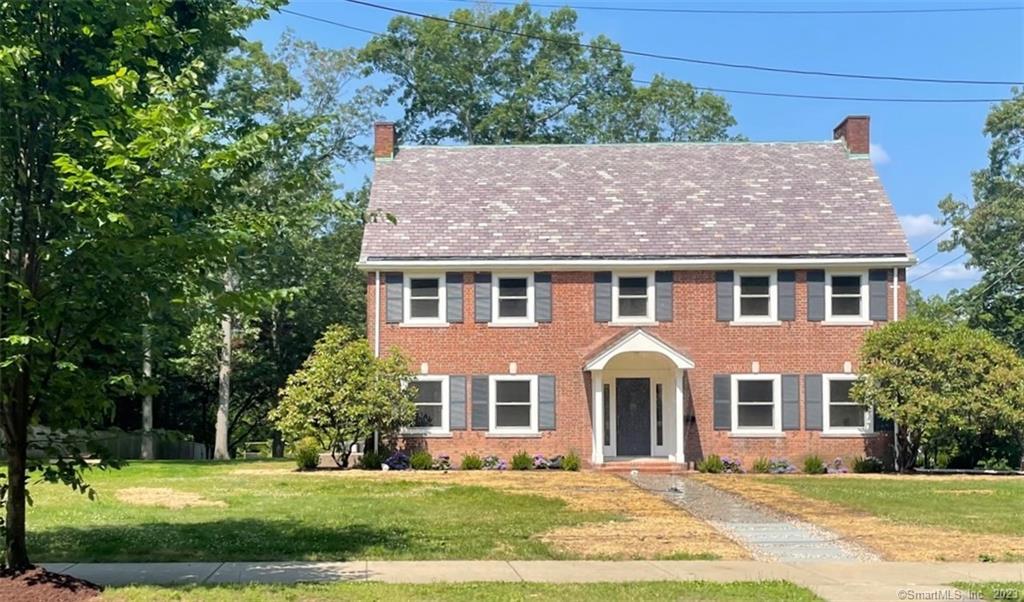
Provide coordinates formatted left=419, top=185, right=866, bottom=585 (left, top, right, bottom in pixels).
left=359, top=116, right=911, bottom=469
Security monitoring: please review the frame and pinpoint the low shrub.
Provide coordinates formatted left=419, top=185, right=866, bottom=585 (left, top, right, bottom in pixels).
left=977, top=457, right=1014, bottom=472
left=697, top=454, right=724, bottom=474
left=482, top=455, right=507, bottom=470
left=562, top=451, right=581, bottom=471
left=410, top=450, right=433, bottom=470
left=292, top=437, right=320, bottom=471
left=802, top=454, right=827, bottom=474
left=751, top=457, right=772, bottom=474
left=432, top=454, right=452, bottom=471
left=384, top=451, right=410, bottom=471
left=460, top=453, right=484, bottom=470
left=359, top=450, right=385, bottom=470
left=851, top=456, right=884, bottom=473
left=511, top=450, right=533, bottom=470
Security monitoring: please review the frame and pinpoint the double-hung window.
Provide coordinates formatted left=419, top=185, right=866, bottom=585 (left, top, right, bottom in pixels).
left=489, top=375, right=537, bottom=433
left=826, top=271, right=869, bottom=322
left=823, top=375, right=871, bottom=434
left=404, top=275, right=445, bottom=324
left=613, top=273, right=654, bottom=323
left=409, top=376, right=449, bottom=434
left=732, top=374, right=781, bottom=433
left=734, top=272, right=777, bottom=322
left=492, top=274, right=534, bottom=324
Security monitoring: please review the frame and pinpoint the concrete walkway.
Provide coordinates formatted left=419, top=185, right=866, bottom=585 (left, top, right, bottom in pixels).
left=44, top=561, right=1024, bottom=601
left=631, top=474, right=878, bottom=562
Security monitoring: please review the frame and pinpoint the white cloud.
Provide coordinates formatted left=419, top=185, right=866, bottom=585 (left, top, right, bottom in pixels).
left=869, top=143, right=890, bottom=165
left=899, top=214, right=945, bottom=239
left=909, top=260, right=979, bottom=284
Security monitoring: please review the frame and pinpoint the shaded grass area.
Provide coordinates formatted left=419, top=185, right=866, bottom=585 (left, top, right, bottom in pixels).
left=952, top=582, right=1024, bottom=601
left=760, top=476, right=1024, bottom=536
left=102, top=581, right=824, bottom=602
left=24, top=461, right=611, bottom=562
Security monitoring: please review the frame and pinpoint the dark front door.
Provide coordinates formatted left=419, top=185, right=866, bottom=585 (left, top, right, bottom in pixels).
left=616, top=378, right=651, bottom=456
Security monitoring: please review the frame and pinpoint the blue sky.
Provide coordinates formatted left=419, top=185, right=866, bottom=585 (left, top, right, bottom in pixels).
left=247, top=1, right=1024, bottom=296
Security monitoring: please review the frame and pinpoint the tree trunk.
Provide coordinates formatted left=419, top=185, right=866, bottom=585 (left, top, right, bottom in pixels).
left=140, top=321, right=154, bottom=460
left=271, top=431, right=284, bottom=458
left=213, top=270, right=234, bottom=460
left=4, top=374, right=32, bottom=571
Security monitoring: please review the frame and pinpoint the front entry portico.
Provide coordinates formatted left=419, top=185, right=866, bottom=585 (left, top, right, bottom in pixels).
left=584, top=329, right=695, bottom=465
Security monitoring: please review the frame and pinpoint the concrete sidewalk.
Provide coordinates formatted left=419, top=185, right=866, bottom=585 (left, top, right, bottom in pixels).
left=44, top=560, right=1024, bottom=601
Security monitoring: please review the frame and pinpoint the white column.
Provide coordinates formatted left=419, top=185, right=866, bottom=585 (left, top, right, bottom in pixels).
left=674, top=368, right=685, bottom=465
left=592, top=372, right=604, bottom=465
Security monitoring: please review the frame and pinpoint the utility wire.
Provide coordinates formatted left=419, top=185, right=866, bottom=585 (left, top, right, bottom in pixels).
left=911, top=225, right=954, bottom=253
left=279, top=9, right=1012, bottom=104
left=974, top=255, right=1024, bottom=296
left=441, top=0, right=1024, bottom=16
left=909, top=252, right=968, bottom=284
left=342, top=0, right=1024, bottom=86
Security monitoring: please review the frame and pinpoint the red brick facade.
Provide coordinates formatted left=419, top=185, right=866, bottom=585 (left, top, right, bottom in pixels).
left=366, top=268, right=905, bottom=469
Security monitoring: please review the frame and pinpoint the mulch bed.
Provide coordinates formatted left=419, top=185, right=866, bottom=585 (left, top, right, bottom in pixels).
left=0, top=567, right=102, bottom=602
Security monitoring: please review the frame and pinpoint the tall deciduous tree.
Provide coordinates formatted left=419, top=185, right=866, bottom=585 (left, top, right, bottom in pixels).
left=360, top=3, right=738, bottom=145
left=940, top=89, right=1024, bottom=353
left=0, top=0, right=277, bottom=570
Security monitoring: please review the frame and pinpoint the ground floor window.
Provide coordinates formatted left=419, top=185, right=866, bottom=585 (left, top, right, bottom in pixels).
left=824, top=375, right=870, bottom=433
left=410, top=376, right=448, bottom=433
left=732, top=375, right=780, bottom=433
left=490, top=376, right=537, bottom=433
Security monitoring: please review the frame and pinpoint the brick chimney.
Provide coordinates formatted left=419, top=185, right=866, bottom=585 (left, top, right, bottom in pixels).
left=374, top=121, right=395, bottom=160
left=833, top=115, right=870, bottom=155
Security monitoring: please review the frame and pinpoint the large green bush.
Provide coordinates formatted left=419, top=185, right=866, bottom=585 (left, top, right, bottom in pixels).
left=562, top=450, right=581, bottom=472
left=410, top=450, right=433, bottom=470
left=802, top=455, right=827, bottom=474
left=292, top=437, right=321, bottom=471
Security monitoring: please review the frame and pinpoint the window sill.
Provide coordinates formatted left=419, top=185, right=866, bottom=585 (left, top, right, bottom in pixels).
left=488, top=321, right=538, bottom=328
left=485, top=432, right=542, bottom=439
left=611, top=319, right=657, bottom=326
left=402, top=432, right=453, bottom=439
left=820, top=431, right=877, bottom=438
left=728, top=431, right=784, bottom=439
left=821, top=320, right=873, bottom=327
left=399, top=322, right=450, bottom=328
left=729, top=320, right=782, bottom=327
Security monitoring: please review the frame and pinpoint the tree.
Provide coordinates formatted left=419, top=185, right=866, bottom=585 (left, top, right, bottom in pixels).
left=270, top=326, right=417, bottom=468
left=0, top=0, right=277, bottom=570
left=906, top=287, right=963, bottom=325
left=360, top=3, right=737, bottom=145
left=939, top=89, right=1024, bottom=353
left=854, top=318, right=1024, bottom=471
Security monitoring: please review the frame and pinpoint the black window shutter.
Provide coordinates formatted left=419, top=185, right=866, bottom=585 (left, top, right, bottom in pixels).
left=869, top=269, right=888, bottom=321
left=778, top=270, right=796, bottom=321
left=807, top=270, right=825, bottom=322
left=474, top=273, right=491, bottom=323
left=655, top=271, right=674, bottom=322
left=713, top=374, right=731, bottom=430
left=471, top=376, right=489, bottom=430
left=715, top=271, right=734, bottom=321
left=782, top=374, right=800, bottom=430
left=449, top=376, right=467, bottom=430
left=535, top=272, right=552, bottom=323
left=538, top=375, right=556, bottom=430
left=385, top=272, right=403, bottom=323
left=805, top=374, right=823, bottom=430
left=446, top=272, right=463, bottom=323
left=594, top=272, right=612, bottom=322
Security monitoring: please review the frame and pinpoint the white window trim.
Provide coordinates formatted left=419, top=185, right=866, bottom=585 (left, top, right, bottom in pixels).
left=491, top=273, right=535, bottom=325
left=825, top=270, right=870, bottom=324
left=822, top=374, right=873, bottom=435
left=403, top=273, right=447, bottom=325
left=489, top=374, right=538, bottom=435
left=731, top=374, right=782, bottom=435
left=404, top=375, right=450, bottom=435
left=733, top=271, right=778, bottom=323
left=612, top=271, right=656, bottom=324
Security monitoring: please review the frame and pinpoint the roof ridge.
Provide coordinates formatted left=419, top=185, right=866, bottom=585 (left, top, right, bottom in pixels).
left=396, top=139, right=843, bottom=151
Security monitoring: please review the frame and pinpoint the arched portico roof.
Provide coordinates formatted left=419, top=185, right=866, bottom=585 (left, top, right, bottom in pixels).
left=583, top=329, right=695, bottom=371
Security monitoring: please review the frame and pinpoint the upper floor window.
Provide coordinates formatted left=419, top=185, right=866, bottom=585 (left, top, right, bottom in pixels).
left=823, top=375, right=871, bottom=434
left=734, top=272, right=777, bottom=322
left=490, top=375, right=537, bottom=433
left=826, top=271, right=869, bottom=322
left=613, top=273, right=654, bottom=323
left=492, top=274, right=534, bottom=324
left=409, top=375, right=449, bottom=434
left=404, top=275, right=446, bottom=324
left=732, top=374, right=780, bottom=434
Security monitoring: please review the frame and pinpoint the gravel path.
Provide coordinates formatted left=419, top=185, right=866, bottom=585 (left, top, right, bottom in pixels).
left=630, top=474, right=879, bottom=562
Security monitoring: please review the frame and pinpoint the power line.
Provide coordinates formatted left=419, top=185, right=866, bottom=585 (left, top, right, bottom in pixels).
left=911, top=225, right=954, bottom=254
left=913, top=251, right=966, bottom=284
left=442, top=0, right=1024, bottom=16
left=342, top=0, right=1024, bottom=86
left=279, top=9, right=1011, bottom=104
left=975, top=255, right=1024, bottom=296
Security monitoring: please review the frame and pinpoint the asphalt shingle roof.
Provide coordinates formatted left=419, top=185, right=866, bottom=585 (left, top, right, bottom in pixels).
left=360, top=140, right=910, bottom=261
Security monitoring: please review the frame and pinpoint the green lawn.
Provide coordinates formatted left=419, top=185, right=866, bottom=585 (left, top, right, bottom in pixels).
left=761, top=476, right=1024, bottom=535
left=24, top=461, right=612, bottom=562
left=103, top=581, right=823, bottom=602
left=952, top=583, right=1024, bottom=601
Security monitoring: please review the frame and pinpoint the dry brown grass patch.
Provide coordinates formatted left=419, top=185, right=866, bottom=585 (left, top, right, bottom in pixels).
left=115, top=487, right=227, bottom=510
left=694, top=475, right=1024, bottom=562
